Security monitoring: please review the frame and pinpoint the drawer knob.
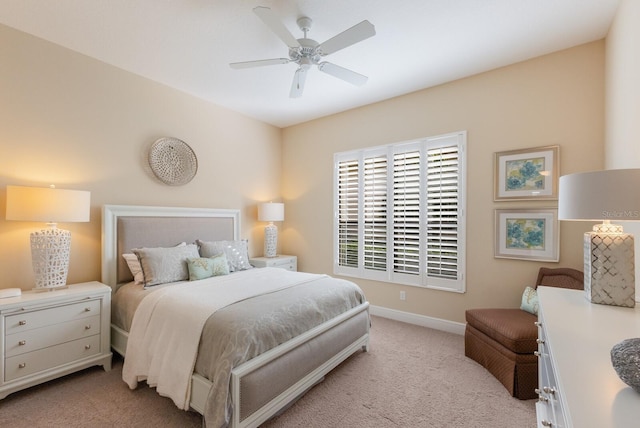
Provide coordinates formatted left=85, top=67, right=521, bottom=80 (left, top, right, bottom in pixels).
left=18, top=340, right=27, bottom=346
left=543, top=386, right=556, bottom=395
left=18, top=363, right=26, bottom=369
left=18, top=320, right=27, bottom=326
left=536, top=338, right=545, bottom=344
left=541, top=420, right=552, bottom=427
left=85, top=344, right=91, bottom=350
left=84, top=307, right=92, bottom=312
left=534, top=321, right=542, bottom=327
left=85, top=325, right=92, bottom=330
left=534, top=351, right=540, bottom=357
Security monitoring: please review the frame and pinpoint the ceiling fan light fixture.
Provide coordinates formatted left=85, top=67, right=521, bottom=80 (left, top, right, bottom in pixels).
left=299, top=57, right=312, bottom=68
left=229, top=7, right=376, bottom=97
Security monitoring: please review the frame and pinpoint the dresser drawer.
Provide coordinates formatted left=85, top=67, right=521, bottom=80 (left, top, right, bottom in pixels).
left=4, top=334, right=100, bottom=382
left=269, top=259, right=297, bottom=271
left=5, top=315, right=101, bottom=357
left=5, top=299, right=100, bottom=335
left=537, top=314, right=565, bottom=427
left=250, top=256, right=297, bottom=271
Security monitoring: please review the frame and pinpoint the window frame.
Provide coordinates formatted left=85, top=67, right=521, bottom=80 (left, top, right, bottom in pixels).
left=333, top=131, right=466, bottom=293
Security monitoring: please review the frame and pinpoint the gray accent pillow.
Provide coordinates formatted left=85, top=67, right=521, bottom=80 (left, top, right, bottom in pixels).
left=197, top=239, right=253, bottom=272
left=133, top=243, right=200, bottom=287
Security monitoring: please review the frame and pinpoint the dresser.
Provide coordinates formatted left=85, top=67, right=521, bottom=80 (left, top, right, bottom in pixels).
left=536, top=286, right=640, bottom=427
left=250, top=255, right=297, bottom=271
left=0, top=281, right=112, bottom=399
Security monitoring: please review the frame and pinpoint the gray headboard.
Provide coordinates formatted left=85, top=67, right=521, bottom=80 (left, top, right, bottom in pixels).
left=101, top=205, right=240, bottom=291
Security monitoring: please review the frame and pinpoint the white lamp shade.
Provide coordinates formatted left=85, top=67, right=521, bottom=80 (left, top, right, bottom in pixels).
left=558, top=169, right=640, bottom=221
left=258, top=202, right=284, bottom=222
left=6, top=185, right=91, bottom=223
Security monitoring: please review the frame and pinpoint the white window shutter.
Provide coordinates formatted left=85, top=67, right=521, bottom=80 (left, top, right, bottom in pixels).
left=336, top=159, right=359, bottom=269
left=334, top=131, right=466, bottom=293
left=363, top=155, right=388, bottom=272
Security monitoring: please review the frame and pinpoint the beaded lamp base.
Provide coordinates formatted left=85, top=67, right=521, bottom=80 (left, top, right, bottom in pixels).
left=30, top=226, right=71, bottom=290
left=583, top=228, right=635, bottom=308
left=263, top=223, right=278, bottom=258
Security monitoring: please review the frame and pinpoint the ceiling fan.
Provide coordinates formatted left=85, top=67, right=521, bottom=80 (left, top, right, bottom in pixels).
left=230, top=7, right=376, bottom=98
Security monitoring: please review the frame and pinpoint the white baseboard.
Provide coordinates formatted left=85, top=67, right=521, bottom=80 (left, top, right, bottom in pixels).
left=369, top=305, right=465, bottom=335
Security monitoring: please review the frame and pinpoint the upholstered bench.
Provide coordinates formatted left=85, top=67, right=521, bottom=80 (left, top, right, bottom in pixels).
left=464, top=267, right=583, bottom=399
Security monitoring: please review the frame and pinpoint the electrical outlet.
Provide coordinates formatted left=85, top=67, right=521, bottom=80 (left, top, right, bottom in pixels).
left=400, top=290, right=406, bottom=301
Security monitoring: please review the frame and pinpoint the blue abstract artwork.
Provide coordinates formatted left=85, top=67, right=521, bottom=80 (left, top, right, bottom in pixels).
left=505, top=157, right=545, bottom=191
left=506, top=218, right=545, bottom=250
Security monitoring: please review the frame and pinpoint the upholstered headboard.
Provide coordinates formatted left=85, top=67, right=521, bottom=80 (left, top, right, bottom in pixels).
left=101, top=205, right=240, bottom=291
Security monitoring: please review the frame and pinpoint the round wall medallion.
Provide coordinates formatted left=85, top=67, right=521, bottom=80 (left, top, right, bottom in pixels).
left=148, top=137, right=198, bottom=186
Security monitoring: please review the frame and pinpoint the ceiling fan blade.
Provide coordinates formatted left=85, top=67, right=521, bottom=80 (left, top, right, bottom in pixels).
left=230, top=58, right=291, bottom=69
left=290, top=67, right=308, bottom=98
left=253, top=6, right=301, bottom=49
left=317, top=20, right=376, bottom=56
left=318, top=62, right=368, bottom=86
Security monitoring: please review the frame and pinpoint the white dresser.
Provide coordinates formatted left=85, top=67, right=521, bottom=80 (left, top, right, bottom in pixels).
left=250, top=255, right=297, bottom=271
left=536, top=286, right=640, bottom=427
left=0, top=281, right=112, bottom=399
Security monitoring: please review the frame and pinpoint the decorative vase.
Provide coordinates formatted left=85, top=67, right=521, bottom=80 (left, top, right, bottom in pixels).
left=611, top=338, right=640, bottom=393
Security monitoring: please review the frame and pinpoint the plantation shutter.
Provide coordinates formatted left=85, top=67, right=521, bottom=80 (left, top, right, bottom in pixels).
left=393, top=150, right=421, bottom=275
left=334, top=131, right=465, bottom=292
left=363, top=155, right=388, bottom=271
left=337, top=159, right=359, bottom=268
left=426, top=144, right=460, bottom=280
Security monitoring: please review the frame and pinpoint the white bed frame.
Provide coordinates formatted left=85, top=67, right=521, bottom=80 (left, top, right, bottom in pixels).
left=101, top=205, right=370, bottom=428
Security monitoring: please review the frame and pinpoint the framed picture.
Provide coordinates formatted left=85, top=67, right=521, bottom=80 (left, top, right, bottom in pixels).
left=495, top=208, right=559, bottom=262
left=494, top=145, right=559, bottom=201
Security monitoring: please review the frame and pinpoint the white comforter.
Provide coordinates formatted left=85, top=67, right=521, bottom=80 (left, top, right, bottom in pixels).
left=122, top=268, right=327, bottom=410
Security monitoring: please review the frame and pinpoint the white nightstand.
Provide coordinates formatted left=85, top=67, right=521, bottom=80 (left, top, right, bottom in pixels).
left=0, top=281, right=112, bottom=400
left=250, top=255, right=297, bottom=271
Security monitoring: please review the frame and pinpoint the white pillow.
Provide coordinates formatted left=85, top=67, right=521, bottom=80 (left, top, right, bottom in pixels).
left=122, top=253, right=144, bottom=285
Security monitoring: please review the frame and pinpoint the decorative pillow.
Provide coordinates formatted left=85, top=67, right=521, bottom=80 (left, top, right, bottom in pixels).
left=520, top=286, right=539, bottom=315
left=197, top=239, right=252, bottom=272
left=122, top=253, right=144, bottom=285
left=187, top=253, right=230, bottom=281
left=209, top=252, right=231, bottom=276
left=133, top=243, right=200, bottom=287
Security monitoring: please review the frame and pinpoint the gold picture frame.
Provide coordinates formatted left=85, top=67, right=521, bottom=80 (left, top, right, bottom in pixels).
left=494, top=145, right=559, bottom=201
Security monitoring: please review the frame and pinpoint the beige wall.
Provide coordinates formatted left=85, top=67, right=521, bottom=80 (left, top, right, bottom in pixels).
left=605, top=0, right=640, bottom=296
left=606, top=0, right=640, bottom=169
left=0, top=22, right=610, bottom=325
left=282, top=42, right=605, bottom=323
left=0, top=24, right=282, bottom=290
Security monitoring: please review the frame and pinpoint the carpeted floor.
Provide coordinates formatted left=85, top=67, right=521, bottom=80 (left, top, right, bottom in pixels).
left=0, top=316, right=535, bottom=427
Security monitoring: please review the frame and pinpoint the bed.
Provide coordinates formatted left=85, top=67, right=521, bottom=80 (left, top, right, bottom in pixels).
left=101, top=204, right=370, bottom=428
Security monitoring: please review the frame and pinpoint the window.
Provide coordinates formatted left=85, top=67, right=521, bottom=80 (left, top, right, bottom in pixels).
left=334, top=131, right=466, bottom=292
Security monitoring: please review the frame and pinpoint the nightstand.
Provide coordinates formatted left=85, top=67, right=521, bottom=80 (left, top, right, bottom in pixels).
left=250, top=255, right=297, bottom=271
left=0, top=281, right=112, bottom=399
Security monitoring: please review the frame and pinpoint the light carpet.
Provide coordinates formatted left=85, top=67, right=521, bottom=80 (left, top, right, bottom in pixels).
left=0, top=315, right=535, bottom=427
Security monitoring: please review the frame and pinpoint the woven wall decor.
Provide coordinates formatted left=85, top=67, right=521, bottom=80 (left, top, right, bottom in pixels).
left=148, top=137, right=198, bottom=185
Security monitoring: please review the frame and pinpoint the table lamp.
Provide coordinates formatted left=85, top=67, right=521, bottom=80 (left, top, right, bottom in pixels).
left=558, top=169, right=640, bottom=307
left=258, top=202, right=284, bottom=258
left=6, top=185, right=91, bottom=290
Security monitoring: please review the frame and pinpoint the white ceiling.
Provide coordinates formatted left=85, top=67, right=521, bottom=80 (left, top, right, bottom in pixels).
left=0, top=0, right=620, bottom=128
